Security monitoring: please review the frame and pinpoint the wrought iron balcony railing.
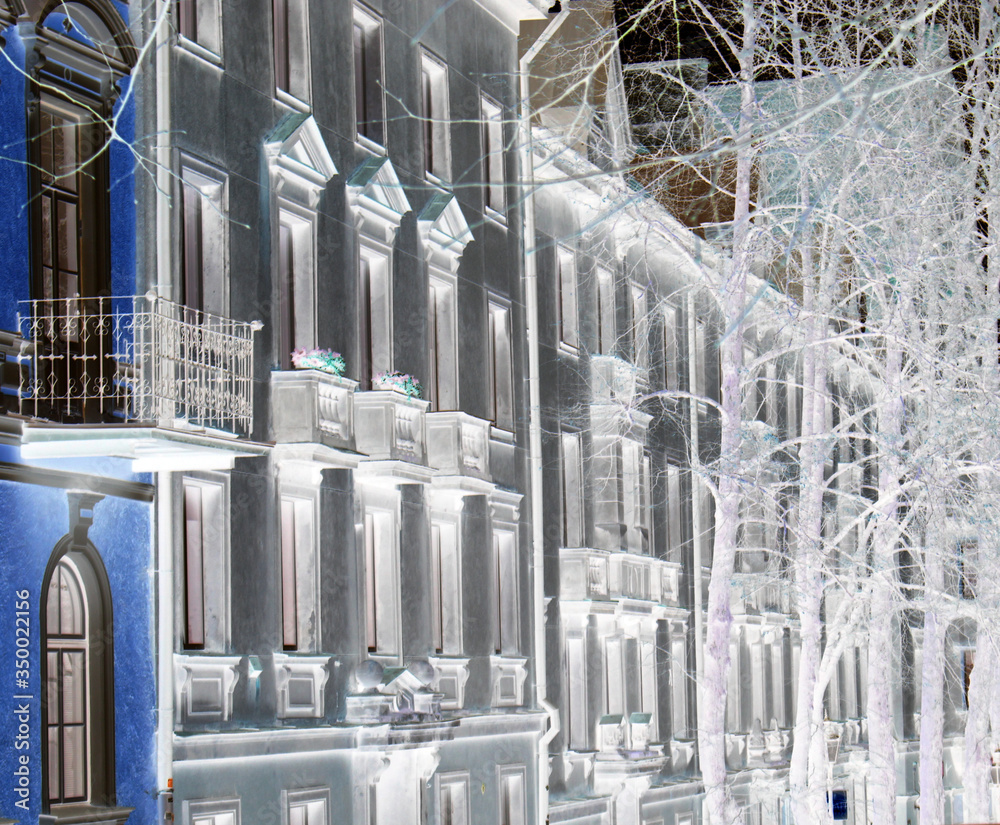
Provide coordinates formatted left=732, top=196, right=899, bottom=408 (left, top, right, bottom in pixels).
left=19, top=294, right=259, bottom=436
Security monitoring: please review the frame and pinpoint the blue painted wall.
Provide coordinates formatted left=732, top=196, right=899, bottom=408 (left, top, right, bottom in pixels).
left=0, top=465, right=157, bottom=823
left=0, top=24, right=29, bottom=335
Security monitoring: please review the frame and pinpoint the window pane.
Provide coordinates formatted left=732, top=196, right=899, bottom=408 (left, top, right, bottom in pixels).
left=184, top=484, right=206, bottom=647
left=61, top=651, right=85, bottom=724
left=62, top=723, right=85, bottom=799
left=280, top=497, right=298, bottom=649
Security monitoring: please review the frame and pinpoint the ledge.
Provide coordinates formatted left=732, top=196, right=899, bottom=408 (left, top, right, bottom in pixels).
left=39, top=805, right=133, bottom=825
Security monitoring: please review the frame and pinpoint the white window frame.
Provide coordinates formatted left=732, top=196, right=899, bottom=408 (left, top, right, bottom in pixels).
left=436, top=772, right=470, bottom=825
left=481, top=94, right=505, bottom=217
left=176, top=0, right=222, bottom=64
left=662, top=302, right=679, bottom=392
left=488, top=298, right=514, bottom=431
left=557, top=247, right=579, bottom=352
left=363, top=503, right=399, bottom=656
left=353, top=4, right=385, bottom=150
left=565, top=634, right=589, bottom=750
left=428, top=271, right=458, bottom=411
left=284, top=787, right=331, bottom=825
left=421, top=51, right=451, bottom=183
left=276, top=204, right=317, bottom=366
left=430, top=516, right=462, bottom=655
left=179, top=157, right=228, bottom=318
left=494, top=529, right=519, bottom=655
left=596, top=266, right=615, bottom=355
left=560, top=429, right=584, bottom=548
left=185, top=797, right=241, bottom=825
left=181, top=474, right=229, bottom=652
left=359, top=243, right=393, bottom=388
left=630, top=280, right=649, bottom=375
left=665, top=464, right=683, bottom=563
left=280, top=492, right=319, bottom=652
left=273, top=0, right=311, bottom=109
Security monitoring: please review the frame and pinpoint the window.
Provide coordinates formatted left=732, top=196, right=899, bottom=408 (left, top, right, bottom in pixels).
left=605, top=636, right=625, bottom=716
left=963, top=648, right=975, bottom=709
left=277, top=207, right=317, bottom=367
left=565, top=636, right=588, bottom=749
left=437, top=774, right=469, bottom=825
left=364, top=508, right=398, bottom=654
left=630, top=281, right=649, bottom=372
left=498, top=769, right=526, bottom=825
left=285, top=789, right=330, bottom=825
left=494, top=530, right=519, bottom=655
left=180, top=160, right=228, bottom=318
left=557, top=248, right=579, bottom=350
left=560, top=430, right=584, bottom=547
left=421, top=53, right=450, bottom=180
left=358, top=247, right=392, bottom=389
left=621, top=440, right=650, bottom=554
left=43, top=551, right=115, bottom=807
left=665, top=464, right=683, bottom=563
left=353, top=6, right=384, bottom=145
left=428, top=274, right=458, bottom=410
left=176, top=0, right=222, bottom=59
left=182, top=477, right=228, bottom=650
left=596, top=267, right=615, bottom=355
left=662, top=303, right=679, bottom=392
left=186, top=799, right=240, bottom=825
left=280, top=495, right=318, bottom=651
left=489, top=300, right=514, bottom=430
left=959, top=541, right=978, bottom=599
left=273, top=0, right=310, bottom=104
left=481, top=95, right=505, bottom=213
left=431, top=519, right=461, bottom=654
left=691, top=320, right=707, bottom=399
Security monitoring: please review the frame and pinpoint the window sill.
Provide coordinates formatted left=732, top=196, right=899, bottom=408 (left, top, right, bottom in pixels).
left=425, top=171, right=451, bottom=190
left=558, top=341, right=580, bottom=358
left=355, top=134, right=386, bottom=157
left=175, top=35, right=222, bottom=68
left=41, top=805, right=134, bottom=825
left=483, top=205, right=507, bottom=228
left=275, top=87, right=311, bottom=114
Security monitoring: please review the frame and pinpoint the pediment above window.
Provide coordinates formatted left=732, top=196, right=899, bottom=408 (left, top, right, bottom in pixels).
left=34, top=1, right=136, bottom=96
left=347, top=155, right=411, bottom=241
left=265, top=113, right=337, bottom=208
left=418, top=191, right=474, bottom=272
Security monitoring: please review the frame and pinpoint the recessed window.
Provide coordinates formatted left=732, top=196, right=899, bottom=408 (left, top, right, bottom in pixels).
left=661, top=303, right=679, bottom=392
left=180, top=159, right=228, bottom=318
left=481, top=95, right=505, bottom=214
left=186, top=798, right=240, bottom=825
left=498, top=768, right=526, bottom=825
left=428, top=274, right=458, bottom=410
left=565, top=636, right=588, bottom=750
left=353, top=6, right=384, bottom=146
left=560, top=430, right=584, bottom=548
left=630, top=280, right=649, bottom=373
left=273, top=0, right=310, bottom=105
left=285, top=789, right=330, bottom=825
left=438, top=774, right=470, bottom=825
left=421, top=53, right=450, bottom=181
left=691, top=320, right=707, bottom=399
left=176, top=0, right=222, bottom=59
left=431, top=519, right=461, bottom=654
left=364, top=508, right=398, bottom=654
left=557, top=248, right=578, bottom=351
left=596, top=267, right=615, bottom=355
left=494, top=530, right=518, bottom=655
left=182, top=477, right=228, bottom=651
left=277, top=208, right=317, bottom=367
left=280, top=495, right=318, bottom=651
left=488, top=300, right=513, bottom=430
left=358, top=247, right=392, bottom=389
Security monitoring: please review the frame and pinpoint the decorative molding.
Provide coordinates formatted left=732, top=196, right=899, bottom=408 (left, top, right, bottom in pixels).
left=272, top=653, right=331, bottom=719
left=174, top=655, right=242, bottom=725
left=265, top=113, right=337, bottom=209
left=490, top=656, right=527, bottom=708
left=418, top=191, right=474, bottom=273
left=346, top=156, right=411, bottom=242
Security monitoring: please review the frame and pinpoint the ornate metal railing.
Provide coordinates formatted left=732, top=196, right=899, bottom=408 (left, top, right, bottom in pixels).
left=19, top=294, right=259, bottom=435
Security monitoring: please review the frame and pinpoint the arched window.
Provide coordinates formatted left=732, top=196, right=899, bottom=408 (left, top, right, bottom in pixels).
left=41, top=544, right=116, bottom=812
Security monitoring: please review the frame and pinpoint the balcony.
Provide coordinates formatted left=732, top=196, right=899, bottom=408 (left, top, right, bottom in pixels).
left=426, top=411, right=491, bottom=481
left=270, top=369, right=357, bottom=451
left=560, top=548, right=683, bottom=607
left=354, top=390, right=429, bottom=464
left=16, top=295, right=266, bottom=470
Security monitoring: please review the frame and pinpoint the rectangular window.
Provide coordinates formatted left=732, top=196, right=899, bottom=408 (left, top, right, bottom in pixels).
left=498, top=770, right=526, bottom=825
left=494, top=531, right=518, bottom=655
left=691, top=320, right=707, bottom=398
left=353, top=7, right=384, bottom=145
left=489, top=301, right=514, bottom=430
left=285, top=790, right=330, bottom=825
left=565, top=636, right=588, bottom=750
left=671, top=635, right=687, bottom=736
left=621, top=440, right=648, bottom=554
left=561, top=430, right=584, bottom=547
left=358, top=248, right=392, bottom=389
left=280, top=495, right=317, bottom=651
left=665, top=464, right=683, bottom=563
left=428, top=274, right=457, bottom=411
left=273, top=0, right=310, bottom=103
left=182, top=478, right=226, bottom=650
left=431, top=520, right=461, bottom=654
left=277, top=208, right=316, bottom=367
left=437, top=774, right=469, bottom=825
left=557, top=248, right=578, bottom=350
left=421, top=53, right=450, bottom=181
left=176, top=0, right=222, bottom=59
left=662, top=303, right=679, bottom=392
left=187, top=799, right=240, bottom=825
left=481, top=96, right=505, bottom=213
left=630, top=281, right=649, bottom=373
left=596, top=267, right=615, bottom=355
left=180, top=160, right=227, bottom=318
left=364, top=509, right=397, bottom=654
left=959, top=541, right=978, bottom=599
left=605, top=636, right=625, bottom=716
